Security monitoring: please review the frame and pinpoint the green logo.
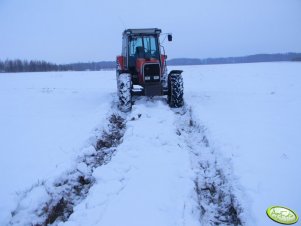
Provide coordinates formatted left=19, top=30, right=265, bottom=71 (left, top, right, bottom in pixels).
left=267, top=206, right=299, bottom=225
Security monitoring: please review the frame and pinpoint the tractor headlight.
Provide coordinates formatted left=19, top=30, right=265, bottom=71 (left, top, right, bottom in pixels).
left=153, top=76, right=159, bottom=80
left=145, top=76, right=151, bottom=80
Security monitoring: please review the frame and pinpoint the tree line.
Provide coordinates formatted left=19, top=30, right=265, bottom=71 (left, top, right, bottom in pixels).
left=0, top=59, right=116, bottom=73
left=167, top=52, right=301, bottom=66
left=1, top=53, right=300, bottom=73
left=0, top=59, right=68, bottom=73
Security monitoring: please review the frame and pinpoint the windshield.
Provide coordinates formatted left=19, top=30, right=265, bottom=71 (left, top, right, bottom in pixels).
left=128, top=35, right=159, bottom=59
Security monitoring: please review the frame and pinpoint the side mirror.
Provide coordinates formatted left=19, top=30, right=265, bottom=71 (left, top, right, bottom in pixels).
left=168, top=34, right=172, bottom=42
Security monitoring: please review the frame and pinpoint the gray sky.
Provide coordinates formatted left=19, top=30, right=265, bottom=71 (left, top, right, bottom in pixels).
left=0, top=0, right=300, bottom=63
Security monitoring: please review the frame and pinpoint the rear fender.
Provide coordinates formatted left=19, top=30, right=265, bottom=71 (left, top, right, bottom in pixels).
left=116, top=56, right=124, bottom=71
left=169, top=70, right=183, bottom=76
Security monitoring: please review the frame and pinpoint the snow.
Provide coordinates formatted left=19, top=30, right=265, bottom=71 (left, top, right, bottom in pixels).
left=61, top=100, right=199, bottom=226
left=0, top=71, right=115, bottom=225
left=1, top=62, right=301, bottom=225
left=181, top=62, right=301, bottom=226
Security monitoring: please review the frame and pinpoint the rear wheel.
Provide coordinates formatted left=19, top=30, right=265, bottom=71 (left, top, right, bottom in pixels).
left=168, top=72, right=184, bottom=108
left=118, top=73, right=132, bottom=112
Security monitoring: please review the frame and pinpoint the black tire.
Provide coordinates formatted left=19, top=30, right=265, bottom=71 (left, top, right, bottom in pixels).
left=117, top=73, right=132, bottom=112
left=168, top=72, right=184, bottom=108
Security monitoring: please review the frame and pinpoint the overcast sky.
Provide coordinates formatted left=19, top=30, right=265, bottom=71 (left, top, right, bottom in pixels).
left=0, top=0, right=300, bottom=63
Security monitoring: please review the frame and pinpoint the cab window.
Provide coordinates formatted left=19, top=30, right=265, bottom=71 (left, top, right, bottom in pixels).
left=128, top=35, right=159, bottom=59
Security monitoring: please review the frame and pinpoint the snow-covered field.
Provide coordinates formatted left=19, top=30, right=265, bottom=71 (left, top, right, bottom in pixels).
left=0, top=71, right=115, bottom=224
left=0, top=62, right=300, bottom=225
left=182, top=62, right=301, bottom=225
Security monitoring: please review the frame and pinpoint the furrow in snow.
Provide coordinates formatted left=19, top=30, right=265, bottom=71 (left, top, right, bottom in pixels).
left=174, top=106, right=245, bottom=226
left=10, top=95, right=246, bottom=226
left=9, top=108, right=127, bottom=226
left=59, top=97, right=200, bottom=226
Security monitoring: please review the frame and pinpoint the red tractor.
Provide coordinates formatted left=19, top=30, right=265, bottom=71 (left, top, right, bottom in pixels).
left=116, top=28, right=184, bottom=112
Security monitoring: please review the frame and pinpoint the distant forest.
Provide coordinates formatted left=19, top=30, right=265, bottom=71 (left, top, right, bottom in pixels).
left=167, top=52, right=301, bottom=66
left=0, top=60, right=115, bottom=73
left=1, top=53, right=301, bottom=73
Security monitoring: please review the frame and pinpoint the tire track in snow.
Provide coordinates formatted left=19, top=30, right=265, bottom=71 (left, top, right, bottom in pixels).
left=174, top=106, right=245, bottom=226
left=52, top=97, right=244, bottom=226
left=57, top=97, right=200, bottom=226
left=9, top=104, right=128, bottom=226
left=9, top=97, right=245, bottom=226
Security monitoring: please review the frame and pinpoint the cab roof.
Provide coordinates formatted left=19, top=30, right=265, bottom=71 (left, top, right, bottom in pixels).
left=123, top=28, right=162, bottom=36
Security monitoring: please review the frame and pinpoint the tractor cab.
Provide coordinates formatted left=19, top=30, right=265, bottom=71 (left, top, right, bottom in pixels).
left=128, top=35, right=160, bottom=76
left=117, top=28, right=166, bottom=86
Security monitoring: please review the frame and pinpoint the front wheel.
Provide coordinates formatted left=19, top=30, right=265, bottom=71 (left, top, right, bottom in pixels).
left=117, top=73, right=132, bottom=112
left=168, top=71, right=184, bottom=108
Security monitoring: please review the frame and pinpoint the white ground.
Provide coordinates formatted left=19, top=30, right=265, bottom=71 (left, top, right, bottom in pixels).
left=0, top=71, right=115, bottom=224
left=60, top=100, right=200, bottom=226
left=0, top=62, right=300, bottom=225
left=182, top=62, right=301, bottom=225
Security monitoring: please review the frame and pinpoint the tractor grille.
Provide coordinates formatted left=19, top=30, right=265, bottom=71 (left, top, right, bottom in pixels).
left=144, top=83, right=162, bottom=96
left=143, top=63, right=160, bottom=83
